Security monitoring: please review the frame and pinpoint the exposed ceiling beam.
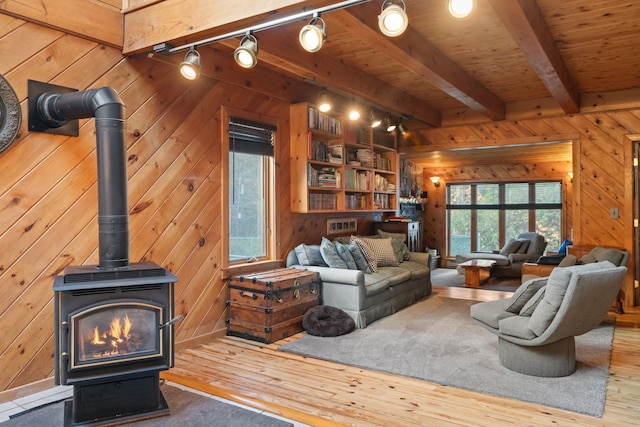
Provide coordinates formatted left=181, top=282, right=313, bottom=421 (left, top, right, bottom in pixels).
left=219, top=29, right=441, bottom=126
left=332, top=7, right=505, bottom=121
left=487, top=0, right=580, bottom=114
left=123, top=0, right=344, bottom=55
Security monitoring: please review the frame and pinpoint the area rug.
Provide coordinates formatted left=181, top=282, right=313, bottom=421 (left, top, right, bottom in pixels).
left=279, top=296, right=614, bottom=417
left=5, top=382, right=293, bottom=427
left=431, top=267, right=521, bottom=292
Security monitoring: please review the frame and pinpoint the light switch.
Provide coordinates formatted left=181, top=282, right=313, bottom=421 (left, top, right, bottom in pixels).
left=610, top=207, right=619, bottom=219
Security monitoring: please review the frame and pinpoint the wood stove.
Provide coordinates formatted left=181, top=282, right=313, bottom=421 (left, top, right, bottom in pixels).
left=30, top=84, right=181, bottom=426
left=54, top=262, right=178, bottom=425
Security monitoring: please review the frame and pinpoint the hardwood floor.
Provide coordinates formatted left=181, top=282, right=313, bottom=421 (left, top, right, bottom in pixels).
left=164, top=286, right=640, bottom=426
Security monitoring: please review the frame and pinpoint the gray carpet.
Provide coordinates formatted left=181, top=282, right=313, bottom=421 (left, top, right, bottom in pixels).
left=279, top=296, right=614, bottom=417
left=5, top=383, right=292, bottom=427
left=431, top=267, right=522, bottom=292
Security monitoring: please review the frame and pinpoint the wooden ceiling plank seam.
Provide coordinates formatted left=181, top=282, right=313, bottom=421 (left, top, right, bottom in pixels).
left=487, top=0, right=580, bottom=114
left=334, top=8, right=505, bottom=121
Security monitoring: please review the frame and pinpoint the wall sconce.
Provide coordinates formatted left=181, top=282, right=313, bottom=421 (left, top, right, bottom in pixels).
left=378, top=0, right=408, bottom=37
left=568, top=172, right=573, bottom=183
left=179, top=47, right=201, bottom=80
left=430, top=176, right=441, bottom=187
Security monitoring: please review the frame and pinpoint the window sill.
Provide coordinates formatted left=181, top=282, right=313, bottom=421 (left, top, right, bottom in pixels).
left=223, top=260, right=283, bottom=279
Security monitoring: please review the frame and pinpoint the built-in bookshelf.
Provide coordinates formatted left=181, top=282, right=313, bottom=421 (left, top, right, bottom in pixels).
left=290, top=102, right=398, bottom=213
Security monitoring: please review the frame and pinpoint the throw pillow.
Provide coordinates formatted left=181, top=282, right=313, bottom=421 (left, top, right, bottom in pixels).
left=499, top=238, right=522, bottom=256
left=377, top=230, right=410, bottom=261
left=504, top=276, right=548, bottom=314
left=294, top=244, right=326, bottom=266
left=519, top=286, right=546, bottom=316
left=580, top=254, right=597, bottom=264
left=557, top=254, right=577, bottom=267
left=320, top=237, right=348, bottom=269
left=354, top=236, right=399, bottom=267
left=346, top=242, right=372, bottom=273
left=350, top=237, right=379, bottom=273
left=590, top=246, right=624, bottom=265
left=516, top=239, right=531, bottom=254
left=557, top=239, right=573, bottom=255
left=335, top=242, right=358, bottom=270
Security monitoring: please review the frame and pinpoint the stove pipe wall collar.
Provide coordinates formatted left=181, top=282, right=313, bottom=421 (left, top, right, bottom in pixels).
left=28, top=80, right=130, bottom=270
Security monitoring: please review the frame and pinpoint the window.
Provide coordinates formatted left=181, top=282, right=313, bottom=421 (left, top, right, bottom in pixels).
left=447, top=181, right=562, bottom=256
left=227, top=116, right=276, bottom=262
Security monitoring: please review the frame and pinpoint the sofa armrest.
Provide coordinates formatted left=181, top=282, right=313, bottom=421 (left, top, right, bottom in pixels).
left=408, top=251, right=431, bottom=266
left=291, top=265, right=364, bottom=286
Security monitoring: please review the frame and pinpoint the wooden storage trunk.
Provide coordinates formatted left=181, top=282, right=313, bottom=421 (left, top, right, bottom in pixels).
left=226, top=268, right=320, bottom=343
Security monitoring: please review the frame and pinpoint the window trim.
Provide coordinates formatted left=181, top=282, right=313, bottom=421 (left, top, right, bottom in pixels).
left=221, top=106, right=278, bottom=268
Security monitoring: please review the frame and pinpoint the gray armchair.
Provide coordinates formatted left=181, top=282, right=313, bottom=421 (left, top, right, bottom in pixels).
left=470, top=262, right=626, bottom=377
left=456, top=232, right=547, bottom=278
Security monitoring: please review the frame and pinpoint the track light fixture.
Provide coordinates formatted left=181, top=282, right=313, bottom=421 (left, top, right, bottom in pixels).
left=299, top=14, right=327, bottom=53
left=317, top=90, right=332, bottom=113
left=348, top=107, right=361, bottom=121
left=398, top=121, right=408, bottom=135
left=179, top=48, right=201, bottom=80
left=370, top=111, right=382, bottom=128
left=448, top=0, right=474, bottom=18
left=384, top=115, right=396, bottom=133
left=378, top=0, right=408, bottom=37
left=234, top=33, right=259, bottom=69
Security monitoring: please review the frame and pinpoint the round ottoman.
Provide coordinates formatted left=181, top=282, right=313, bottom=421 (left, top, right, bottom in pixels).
left=302, top=305, right=355, bottom=337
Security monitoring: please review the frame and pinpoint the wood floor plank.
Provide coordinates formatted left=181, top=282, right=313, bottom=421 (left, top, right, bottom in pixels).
left=165, top=286, right=640, bottom=426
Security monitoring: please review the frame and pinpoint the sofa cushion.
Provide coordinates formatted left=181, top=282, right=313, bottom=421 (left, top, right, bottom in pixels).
left=294, top=244, right=327, bottom=266
left=377, top=230, right=411, bottom=261
left=399, top=260, right=430, bottom=280
left=516, top=239, right=531, bottom=254
left=497, top=315, right=537, bottom=340
left=470, top=299, right=516, bottom=330
left=557, top=254, right=577, bottom=267
left=519, top=286, right=546, bottom=316
left=346, top=242, right=372, bottom=273
left=335, top=242, right=358, bottom=270
left=363, top=267, right=411, bottom=296
left=499, top=238, right=522, bottom=256
left=528, top=261, right=616, bottom=336
left=590, top=246, right=625, bottom=265
left=504, top=276, right=548, bottom=314
left=320, top=237, right=348, bottom=269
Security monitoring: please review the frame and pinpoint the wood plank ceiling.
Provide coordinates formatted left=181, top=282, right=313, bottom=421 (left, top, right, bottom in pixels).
left=123, top=0, right=640, bottom=165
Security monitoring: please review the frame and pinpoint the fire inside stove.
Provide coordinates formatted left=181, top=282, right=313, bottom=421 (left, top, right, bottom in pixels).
left=72, top=303, right=162, bottom=368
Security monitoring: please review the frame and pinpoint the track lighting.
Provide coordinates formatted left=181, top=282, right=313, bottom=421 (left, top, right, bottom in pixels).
left=234, top=34, right=259, bottom=69
left=378, top=0, right=408, bottom=37
left=448, top=0, right=474, bottom=18
left=384, top=116, right=396, bottom=132
left=317, top=90, right=332, bottom=112
left=299, top=15, right=326, bottom=53
left=179, top=48, right=201, bottom=80
left=398, top=121, right=408, bottom=135
left=370, top=112, right=382, bottom=128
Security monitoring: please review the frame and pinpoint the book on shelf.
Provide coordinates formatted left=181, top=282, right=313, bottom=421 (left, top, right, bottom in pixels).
left=307, top=107, right=342, bottom=135
left=386, top=216, right=412, bottom=222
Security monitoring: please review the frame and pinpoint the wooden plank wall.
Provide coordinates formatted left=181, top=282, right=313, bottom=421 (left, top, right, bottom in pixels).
left=416, top=110, right=640, bottom=305
left=0, top=13, right=383, bottom=392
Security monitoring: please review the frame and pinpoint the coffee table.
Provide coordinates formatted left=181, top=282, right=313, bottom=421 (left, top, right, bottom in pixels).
left=458, top=259, right=496, bottom=288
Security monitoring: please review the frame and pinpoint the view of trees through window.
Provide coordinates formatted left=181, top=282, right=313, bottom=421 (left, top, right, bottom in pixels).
left=447, top=182, right=562, bottom=256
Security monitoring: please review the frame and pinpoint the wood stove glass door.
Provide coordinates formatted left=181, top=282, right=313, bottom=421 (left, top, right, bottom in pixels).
left=70, top=301, right=163, bottom=370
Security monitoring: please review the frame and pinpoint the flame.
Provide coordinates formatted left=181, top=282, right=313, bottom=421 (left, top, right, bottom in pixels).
left=110, top=317, right=122, bottom=341
left=123, top=314, right=132, bottom=337
left=91, top=326, right=105, bottom=345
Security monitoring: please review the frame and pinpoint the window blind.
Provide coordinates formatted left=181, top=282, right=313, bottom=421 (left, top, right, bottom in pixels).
left=229, top=117, right=275, bottom=157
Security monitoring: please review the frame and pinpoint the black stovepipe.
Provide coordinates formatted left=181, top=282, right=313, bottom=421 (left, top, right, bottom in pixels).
left=36, top=87, right=129, bottom=269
